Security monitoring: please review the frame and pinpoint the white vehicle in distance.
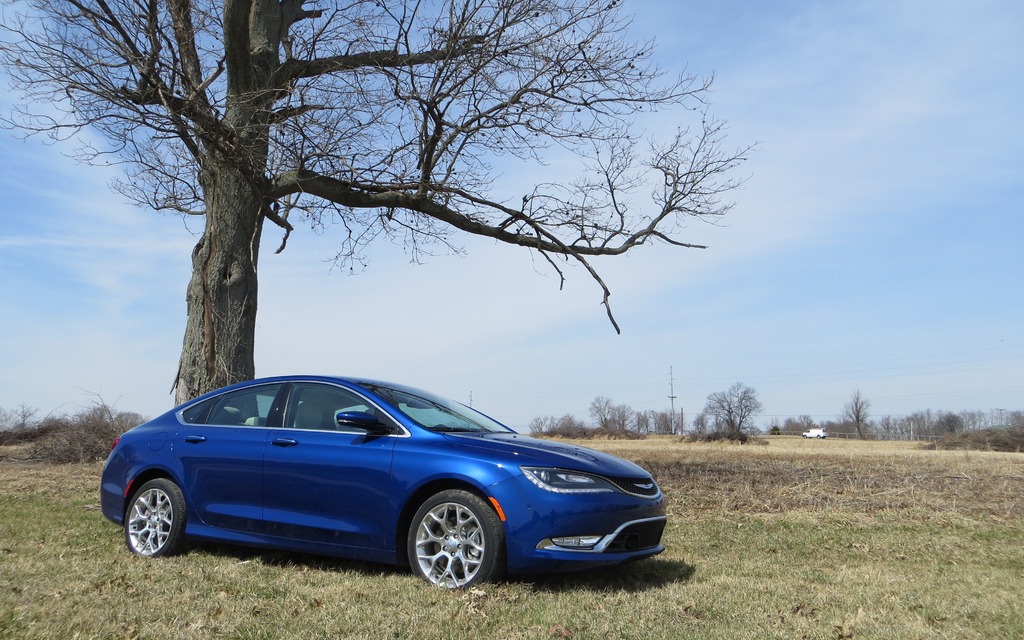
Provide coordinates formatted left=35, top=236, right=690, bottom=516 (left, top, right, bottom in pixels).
left=802, top=428, right=828, bottom=439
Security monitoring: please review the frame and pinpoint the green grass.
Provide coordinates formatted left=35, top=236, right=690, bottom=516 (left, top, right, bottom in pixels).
left=1, top=438, right=1022, bottom=639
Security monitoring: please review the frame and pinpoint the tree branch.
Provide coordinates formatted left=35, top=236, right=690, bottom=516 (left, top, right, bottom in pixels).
left=275, top=35, right=487, bottom=84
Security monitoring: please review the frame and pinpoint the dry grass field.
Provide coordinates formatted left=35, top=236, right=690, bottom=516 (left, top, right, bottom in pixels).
left=1, top=436, right=1022, bottom=639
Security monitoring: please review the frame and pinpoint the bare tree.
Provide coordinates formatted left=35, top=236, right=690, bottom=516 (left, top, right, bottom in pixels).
left=528, top=413, right=588, bottom=437
left=2, top=1, right=749, bottom=403
left=555, top=413, right=589, bottom=433
left=934, top=411, right=965, bottom=435
left=528, top=415, right=556, bottom=435
left=0, top=404, right=40, bottom=431
left=657, top=408, right=682, bottom=435
left=585, top=396, right=635, bottom=432
left=877, top=415, right=897, bottom=440
left=634, top=410, right=652, bottom=435
left=702, top=382, right=762, bottom=440
left=842, top=390, right=871, bottom=439
left=607, top=402, right=633, bottom=432
left=691, top=411, right=710, bottom=435
left=957, top=410, right=984, bottom=431
left=906, top=411, right=934, bottom=440
left=588, top=396, right=614, bottom=430
left=781, top=415, right=816, bottom=436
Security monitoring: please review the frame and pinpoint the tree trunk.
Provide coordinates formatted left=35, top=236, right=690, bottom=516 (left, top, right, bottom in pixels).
left=173, top=160, right=263, bottom=405
left=171, top=0, right=281, bottom=405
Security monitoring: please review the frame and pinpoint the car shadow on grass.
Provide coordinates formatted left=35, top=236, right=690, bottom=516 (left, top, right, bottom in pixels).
left=188, top=540, right=407, bottom=576
left=187, top=542, right=693, bottom=592
left=519, top=557, right=695, bottom=593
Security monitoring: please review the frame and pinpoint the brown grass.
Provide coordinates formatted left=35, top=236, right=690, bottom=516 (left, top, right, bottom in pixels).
left=1, top=437, right=1022, bottom=640
left=592, top=436, right=1024, bottom=521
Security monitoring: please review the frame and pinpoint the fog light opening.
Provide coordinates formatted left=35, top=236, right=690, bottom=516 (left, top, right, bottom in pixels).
left=551, top=535, right=602, bottom=550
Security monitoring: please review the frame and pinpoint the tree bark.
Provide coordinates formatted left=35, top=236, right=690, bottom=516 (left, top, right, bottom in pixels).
left=172, top=0, right=280, bottom=404
left=174, top=160, right=263, bottom=405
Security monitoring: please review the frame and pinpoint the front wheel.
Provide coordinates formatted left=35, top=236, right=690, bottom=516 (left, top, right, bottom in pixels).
left=408, top=489, right=506, bottom=588
left=124, top=478, right=187, bottom=557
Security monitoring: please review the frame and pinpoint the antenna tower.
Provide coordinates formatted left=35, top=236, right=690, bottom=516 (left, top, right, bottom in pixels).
left=669, top=367, right=678, bottom=435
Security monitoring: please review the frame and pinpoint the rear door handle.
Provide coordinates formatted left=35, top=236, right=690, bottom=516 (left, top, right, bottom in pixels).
left=183, top=435, right=207, bottom=444
left=271, top=438, right=299, bottom=447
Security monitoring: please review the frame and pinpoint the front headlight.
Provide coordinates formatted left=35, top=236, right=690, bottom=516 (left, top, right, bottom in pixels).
left=520, top=467, right=616, bottom=494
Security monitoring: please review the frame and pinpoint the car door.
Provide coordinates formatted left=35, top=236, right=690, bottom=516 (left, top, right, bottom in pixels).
left=174, top=383, right=284, bottom=533
left=262, top=382, right=397, bottom=550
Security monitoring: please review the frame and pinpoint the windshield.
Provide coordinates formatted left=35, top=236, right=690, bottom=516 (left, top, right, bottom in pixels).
left=359, top=382, right=511, bottom=433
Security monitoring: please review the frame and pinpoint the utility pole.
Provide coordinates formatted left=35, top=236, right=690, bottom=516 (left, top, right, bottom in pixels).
left=668, top=367, right=678, bottom=435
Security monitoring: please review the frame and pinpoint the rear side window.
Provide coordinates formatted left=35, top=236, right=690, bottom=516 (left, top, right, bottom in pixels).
left=180, top=384, right=284, bottom=426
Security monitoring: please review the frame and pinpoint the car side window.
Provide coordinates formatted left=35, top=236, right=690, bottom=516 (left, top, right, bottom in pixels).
left=287, top=383, right=373, bottom=431
left=194, top=384, right=283, bottom=426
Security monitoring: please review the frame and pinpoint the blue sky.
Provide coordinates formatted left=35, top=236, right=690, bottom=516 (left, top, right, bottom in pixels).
left=1, top=0, right=1022, bottom=429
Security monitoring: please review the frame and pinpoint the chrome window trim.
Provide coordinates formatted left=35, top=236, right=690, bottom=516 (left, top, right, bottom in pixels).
left=174, top=381, right=412, bottom=438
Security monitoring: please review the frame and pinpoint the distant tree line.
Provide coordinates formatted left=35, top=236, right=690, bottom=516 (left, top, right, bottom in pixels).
left=775, top=408, right=1024, bottom=441
left=529, top=384, right=1024, bottom=443
left=528, top=396, right=682, bottom=439
left=530, top=382, right=765, bottom=442
left=5, top=384, right=1021, bottom=457
left=769, top=389, right=1024, bottom=441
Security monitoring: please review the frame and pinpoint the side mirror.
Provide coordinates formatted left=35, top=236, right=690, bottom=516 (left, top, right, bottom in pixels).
left=335, top=411, right=392, bottom=435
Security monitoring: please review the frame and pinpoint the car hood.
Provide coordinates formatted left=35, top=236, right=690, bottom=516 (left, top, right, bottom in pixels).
left=444, top=432, right=652, bottom=478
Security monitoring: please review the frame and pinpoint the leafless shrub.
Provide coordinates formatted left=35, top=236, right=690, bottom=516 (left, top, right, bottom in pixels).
left=929, top=426, right=1024, bottom=453
left=540, top=422, right=596, bottom=439
left=2, top=401, right=145, bottom=463
left=591, top=427, right=646, bottom=441
left=535, top=424, right=647, bottom=440
left=0, top=412, right=61, bottom=447
left=688, top=430, right=750, bottom=444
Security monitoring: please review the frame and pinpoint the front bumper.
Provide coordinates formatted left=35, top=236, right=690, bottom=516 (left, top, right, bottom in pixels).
left=488, top=474, right=667, bottom=574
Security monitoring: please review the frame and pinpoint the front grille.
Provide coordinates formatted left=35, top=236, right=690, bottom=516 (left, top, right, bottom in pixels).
left=610, top=476, right=660, bottom=497
left=604, top=519, right=665, bottom=553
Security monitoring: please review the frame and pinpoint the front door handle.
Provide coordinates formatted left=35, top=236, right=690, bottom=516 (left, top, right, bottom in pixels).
left=272, top=438, right=299, bottom=447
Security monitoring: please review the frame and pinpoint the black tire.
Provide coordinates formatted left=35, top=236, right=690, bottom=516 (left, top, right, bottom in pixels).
left=124, top=478, right=187, bottom=557
left=407, top=489, right=506, bottom=588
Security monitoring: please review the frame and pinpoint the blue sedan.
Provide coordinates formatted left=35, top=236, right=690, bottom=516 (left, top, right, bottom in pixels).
left=100, top=376, right=666, bottom=587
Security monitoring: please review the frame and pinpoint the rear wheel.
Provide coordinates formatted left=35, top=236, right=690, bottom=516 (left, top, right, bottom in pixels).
left=408, top=489, right=506, bottom=588
left=124, top=478, right=187, bottom=557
